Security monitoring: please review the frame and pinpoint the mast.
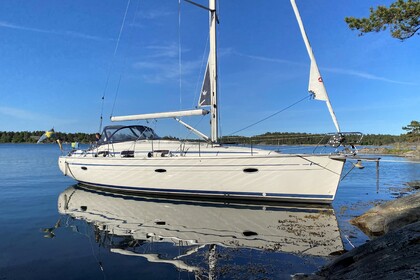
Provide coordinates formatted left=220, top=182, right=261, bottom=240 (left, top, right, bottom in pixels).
left=290, top=0, right=341, bottom=132
left=209, top=0, right=218, bottom=142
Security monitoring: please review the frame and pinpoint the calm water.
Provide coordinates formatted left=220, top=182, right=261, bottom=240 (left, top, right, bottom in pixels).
left=0, top=144, right=419, bottom=279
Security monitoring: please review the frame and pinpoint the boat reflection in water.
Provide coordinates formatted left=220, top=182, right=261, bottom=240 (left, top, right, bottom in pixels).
left=57, top=185, right=344, bottom=277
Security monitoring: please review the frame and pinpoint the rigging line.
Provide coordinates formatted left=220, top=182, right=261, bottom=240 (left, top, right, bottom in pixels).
left=227, top=94, right=310, bottom=136
left=296, top=154, right=341, bottom=175
left=340, top=164, right=356, bottom=181
left=131, top=0, right=142, bottom=25
left=177, top=0, right=183, bottom=138
left=98, top=0, right=132, bottom=133
left=86, top=224, right=106, bottom=276
left=377, top=159, right=420, bottom=164
left=190, top=0, right=210, bottom=107
left=110, top=72, right=124, bottom=116
left=178, top=0, right=182, bottom=111
left=111, top=0, right=142, bottom=117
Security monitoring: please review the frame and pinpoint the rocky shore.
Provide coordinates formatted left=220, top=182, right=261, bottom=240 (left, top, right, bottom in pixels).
left=358, top=146, right=420, bottom=159
left=350, top=191, right=420, bottom=237
left=293, top=221, right=420, bottom=279
left=293, top=188, right=420, bottom=279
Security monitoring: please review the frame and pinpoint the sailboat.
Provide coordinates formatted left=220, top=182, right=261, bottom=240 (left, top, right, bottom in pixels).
left=58, top=0, right=359, bottom=204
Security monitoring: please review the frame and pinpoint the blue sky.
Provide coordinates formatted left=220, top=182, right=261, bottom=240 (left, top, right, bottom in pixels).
left=0, top=0, right=418, bottom=138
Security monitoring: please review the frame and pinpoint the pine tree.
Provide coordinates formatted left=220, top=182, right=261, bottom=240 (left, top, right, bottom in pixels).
left=345, top=0, right=420, bottom=40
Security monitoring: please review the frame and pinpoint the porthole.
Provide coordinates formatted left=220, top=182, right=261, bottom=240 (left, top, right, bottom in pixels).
left=243, top=230, right=258, bottom=237
left=155, top=169, right=167, bottom=173
left=243, top=168, right=258, bottom=173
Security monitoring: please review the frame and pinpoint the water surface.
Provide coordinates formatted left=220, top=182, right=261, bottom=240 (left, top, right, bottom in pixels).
left=0, top=144, right=418, bottom=279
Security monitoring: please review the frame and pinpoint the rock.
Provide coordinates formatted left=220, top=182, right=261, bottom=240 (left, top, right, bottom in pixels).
left=403, top=150, right=420, bottom=159
left=350, top=192, right=420, bottom=237
left=292, top=221, right=420, bottom=280
left=294, top=193, right=420, bottom=279
left=406, top=180, right=420, bottom=190
left=358, top=147, right=388, bottom=155
left=358, top=146, right=420, bottom=158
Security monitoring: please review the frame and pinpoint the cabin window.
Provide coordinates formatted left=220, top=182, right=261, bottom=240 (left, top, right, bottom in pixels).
left=98, top=125, right=160, bottom=144
left=121, top=150, right=134, bottom=158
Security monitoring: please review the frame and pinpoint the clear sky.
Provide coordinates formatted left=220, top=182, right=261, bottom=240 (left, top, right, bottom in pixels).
left=0, top=0, right=418, bottom=138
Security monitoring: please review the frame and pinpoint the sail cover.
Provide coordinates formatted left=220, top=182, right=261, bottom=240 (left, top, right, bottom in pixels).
left=309, top=61, right=327, bottom=101
left=198, top=60, right=211, bottom=107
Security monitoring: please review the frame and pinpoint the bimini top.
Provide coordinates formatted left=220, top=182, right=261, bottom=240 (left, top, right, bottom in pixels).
left=99, top=125, right=159, bottom=144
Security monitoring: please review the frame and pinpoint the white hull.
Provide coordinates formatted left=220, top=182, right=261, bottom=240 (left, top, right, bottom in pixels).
left=58, top=141, right=345, bottom=204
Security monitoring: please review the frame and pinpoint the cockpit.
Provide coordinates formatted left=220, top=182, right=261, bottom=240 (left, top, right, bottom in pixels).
left=98, top=125, right=159, bottom=144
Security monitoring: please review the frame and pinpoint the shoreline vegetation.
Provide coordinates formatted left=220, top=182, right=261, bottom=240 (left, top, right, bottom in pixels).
left=0, top=130, right=413, bottom=144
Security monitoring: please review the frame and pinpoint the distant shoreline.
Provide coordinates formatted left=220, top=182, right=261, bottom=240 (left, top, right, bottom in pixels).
left=358, top=146, right=420, bottom=159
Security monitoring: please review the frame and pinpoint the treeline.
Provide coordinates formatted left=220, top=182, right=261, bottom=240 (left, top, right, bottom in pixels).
left=359, top=134, right=402, bottom=146
left=221, top=132, right=405, bottom=146
left=0, top=131, right=96, bottom=144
